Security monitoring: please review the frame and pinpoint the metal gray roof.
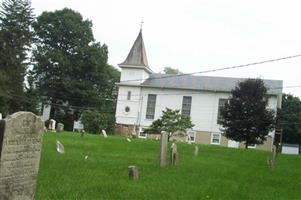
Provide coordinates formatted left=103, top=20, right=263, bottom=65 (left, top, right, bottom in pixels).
left=141, top=74, right=282, bottom=95
left=119, top=29, right=149, bottom=67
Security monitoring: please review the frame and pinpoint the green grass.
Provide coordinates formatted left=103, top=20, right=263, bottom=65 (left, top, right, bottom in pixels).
left=36, top=132, right=301, bottom=200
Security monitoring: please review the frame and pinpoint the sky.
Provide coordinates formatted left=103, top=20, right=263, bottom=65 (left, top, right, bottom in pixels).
left=30, top=0, right=301, bottom=97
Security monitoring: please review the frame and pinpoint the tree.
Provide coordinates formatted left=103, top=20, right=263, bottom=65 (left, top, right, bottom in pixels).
left=144, top=108, right=194, bottom=141
left=163, top=67, right=183, bottom=75
left=32, top=8, right=120, bottom=129
left=81, top=110, right=108, bottom=134
left=277, top=94, right=301, bottom=145
left=220, top=78, right=275, bottom=149
left=22, top=73, right=40, bottom=114
left=0, top=0, right=34, bottom=115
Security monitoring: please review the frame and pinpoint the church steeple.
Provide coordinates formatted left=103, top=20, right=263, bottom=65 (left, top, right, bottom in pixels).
left=119, top=29, right=149, bottom=67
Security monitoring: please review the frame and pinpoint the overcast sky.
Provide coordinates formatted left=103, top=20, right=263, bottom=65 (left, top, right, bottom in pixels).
left=30, top=0, right=301, bottom=97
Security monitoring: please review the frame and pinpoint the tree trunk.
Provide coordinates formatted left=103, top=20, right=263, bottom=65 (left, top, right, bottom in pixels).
left=245, top=141, right=248, bottom=149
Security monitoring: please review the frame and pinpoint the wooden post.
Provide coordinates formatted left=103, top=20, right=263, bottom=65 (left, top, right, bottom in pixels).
left=194, top=145, right=199, bottom=156
left=81, top=130, right=85, bottom=137
left=271, top=145, right=277, bottom=169
left=267, top=145, right=277, bottom=169
left=170, top=143, right=178, bottom=166
left=160, top=131, right=168, bottom=167
left=128, top=166, right=139, bottom=180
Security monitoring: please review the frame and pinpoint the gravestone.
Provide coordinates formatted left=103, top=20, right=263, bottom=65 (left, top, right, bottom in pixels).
left=56, top=123, right=64, bottom=132
left=170, top=143, right=178, bottom=166
left=128, top=166, right=139, bottom=180
left=48, top=119, right=56, bottom=132
left=0, top=112, right=44, bottom=200
left=160, top=131, right=168, bottom=167
left=102, top=129, right=108, bottom=138
left=56, top=140, right=65, bottom=154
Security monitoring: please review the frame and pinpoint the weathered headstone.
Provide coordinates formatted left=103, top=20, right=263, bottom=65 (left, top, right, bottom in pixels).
left=48, top=119, right=56, bottom=132
left=56, top=123, right=64, bottom=132
left=194, top=145, right=199, bottom=156
left=102, top=129, right=108, bottom=138
left=170, top=143, right=178, bottom=166
left=160, top=131, right=168, bottom=167
left=0, top=112, right=44, bottom=200
left=56, top=140, right=65, bottom=154
left=128, top=166, right=139, bottom=180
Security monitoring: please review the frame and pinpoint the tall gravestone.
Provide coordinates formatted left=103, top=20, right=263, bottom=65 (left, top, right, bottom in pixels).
left=160, top=131, right=168, bottom=167
left=0, top=112, right=44, bottom=200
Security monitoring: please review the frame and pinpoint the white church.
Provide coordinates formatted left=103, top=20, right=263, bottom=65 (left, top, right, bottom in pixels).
left=115, top=29, right=282, bottom=151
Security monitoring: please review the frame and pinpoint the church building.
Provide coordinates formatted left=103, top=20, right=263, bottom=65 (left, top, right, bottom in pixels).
left=115, top=29, right=282, bottom=151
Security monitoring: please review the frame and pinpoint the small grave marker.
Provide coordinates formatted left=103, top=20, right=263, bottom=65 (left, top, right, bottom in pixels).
left=56, top=123, right=64, bottom=132
left=56, top=140, right=65, bottom=154
left=128, top=166, right=139, bottom=180
left=48, top=119, right=56, bottom=132
left=102, top=129, right=108, bottom=138
left=170, top=143, right=178, bottom=166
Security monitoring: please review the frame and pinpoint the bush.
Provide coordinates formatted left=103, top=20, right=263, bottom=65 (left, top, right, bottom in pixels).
left=81, top=110, right=108, bottom=134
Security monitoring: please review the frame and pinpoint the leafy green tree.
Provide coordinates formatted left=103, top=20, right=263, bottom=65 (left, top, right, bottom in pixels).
left=220, top=78, right=276, bottom=149
left=145, top=108, right=194, bottom=141
left=81, top=110, right=108, bottom=134
left=0, top=0, right=34, bottom=115
left=32, top=8, right=120, bottom=129
left=277, top=94, right=301, bottom=145
left=163, top=67, right=183, bottom=75
left=23, top=73, right=40, bottom=114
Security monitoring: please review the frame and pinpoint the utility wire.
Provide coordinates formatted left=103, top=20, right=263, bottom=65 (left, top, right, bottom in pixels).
left=119, top=54, right=301, bottom=83
left=0, top=91, right=115, bottom=113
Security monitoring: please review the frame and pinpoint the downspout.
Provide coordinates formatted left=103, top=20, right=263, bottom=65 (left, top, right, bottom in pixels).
left=138, top=86, right=143, bottom=129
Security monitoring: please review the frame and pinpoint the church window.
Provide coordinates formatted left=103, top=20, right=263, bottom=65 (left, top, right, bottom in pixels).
left=182, top=96, right=192, bottom=117
left=127, top=91, right=131, bottom=100
left=146, top=94, right=156, bottom=119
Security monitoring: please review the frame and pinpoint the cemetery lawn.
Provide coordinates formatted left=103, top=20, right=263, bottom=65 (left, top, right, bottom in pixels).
left=36, top=132, right=301, bottom=200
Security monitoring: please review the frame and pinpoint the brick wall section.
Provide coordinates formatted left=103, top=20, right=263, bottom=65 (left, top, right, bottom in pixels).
left=114, top=124, right=135, bottom=137
left=114, top=123, right=273, bottom=151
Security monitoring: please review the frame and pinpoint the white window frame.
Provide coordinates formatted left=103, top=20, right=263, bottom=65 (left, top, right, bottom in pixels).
left=138, top=127, right=147, bottom=139
left=211, top=133, right=221, bottom=145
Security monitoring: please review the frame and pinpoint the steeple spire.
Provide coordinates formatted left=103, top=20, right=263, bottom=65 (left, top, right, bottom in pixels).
left=120, top=29, right=149, bottom=67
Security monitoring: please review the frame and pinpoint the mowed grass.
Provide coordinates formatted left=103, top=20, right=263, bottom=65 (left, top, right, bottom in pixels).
left=36, top=132, right=301, bottom=200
